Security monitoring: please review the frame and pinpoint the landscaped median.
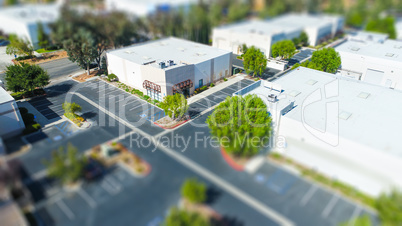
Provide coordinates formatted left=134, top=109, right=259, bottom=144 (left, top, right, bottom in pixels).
left=88, top=141, right=151, bottom=177
left=206, top=95, right=272, bottom=170
left=62, top=102, right=89, bottom=128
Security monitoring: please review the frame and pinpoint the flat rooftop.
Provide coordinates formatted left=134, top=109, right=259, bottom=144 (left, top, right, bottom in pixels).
left=335, top=39, right=402, bottom=62
left=214, top=13, right=341, bottom=36
left=107, top=37, right=231, bottom=69
left=347, top=31, right=388, bottom=42
left=0, top=4, right=60, bottom=24
left=0, top=87, right=13, bottom=104
left=241, top=67, right=402, bottom=157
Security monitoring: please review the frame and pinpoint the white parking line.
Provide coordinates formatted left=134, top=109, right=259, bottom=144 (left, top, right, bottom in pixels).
left=76, top=92, right=295, bottom=226
left=300, top=185, right=317, bottom=206
left=225, top=86, right=239, bottom=92
left=217, top=90, right=232, bottom=96
left=129, top=103, right=146, bottom=111
left=348, top=206, right=362, bottom=226
left=123, top=99, right=140, bottom=106
left=56, top=199, right=75, bottom=220
left=193, top=101, right=209, bottom=108
left=77, top=189, right=97, bottom=208
left=322, top=194, right=339, bottom=218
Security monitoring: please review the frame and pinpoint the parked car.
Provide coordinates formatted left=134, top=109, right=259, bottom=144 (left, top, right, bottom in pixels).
left=84, top=158, right=104, bottom=180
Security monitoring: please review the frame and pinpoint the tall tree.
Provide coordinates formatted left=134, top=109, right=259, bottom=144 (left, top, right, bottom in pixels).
left=206, top=95, right=272, bottom=157
left=37, top=22, right=50, bottom=50
left=243, top=46, right=267, bottom=77
left=160, top=93, right=188, bottom=119
left=366, top=17, right=396, bottom=39
left=271, top=40, right=296, bottom=59
left=5, top=63, right=49, bottom=94
left=6, top=35, right=33, bottom=57
left=298, top=48, right=341, bottom=73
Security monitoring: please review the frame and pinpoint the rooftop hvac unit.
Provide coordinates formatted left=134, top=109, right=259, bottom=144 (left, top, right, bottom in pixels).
left=159, top=62, right=166, bottom=69
left=268, top=94, right=277, bottom=102
left=167, top=60, right=174, bottom=66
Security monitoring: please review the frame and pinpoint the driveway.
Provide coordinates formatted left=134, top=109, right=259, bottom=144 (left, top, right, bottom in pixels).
left=0, top=46, right=14, bottom=73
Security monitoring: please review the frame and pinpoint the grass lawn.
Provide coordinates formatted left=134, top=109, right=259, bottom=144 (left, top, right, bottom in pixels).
left=36, top=48, right=58, bottom=53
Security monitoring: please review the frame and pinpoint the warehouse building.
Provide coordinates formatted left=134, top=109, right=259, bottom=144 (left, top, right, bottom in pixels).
left=335, top=39, right=402, bottom=90
left=212, top=13, right=344, bottom=56
left=346, top=31, right=388, bottom=43
left=0, top=4, right=60, bottom=49
left=106, top=37, right=232, bottom=100
left=0, top=87, right=25, bottom=139
left=234, top=66, right=402, bottom=196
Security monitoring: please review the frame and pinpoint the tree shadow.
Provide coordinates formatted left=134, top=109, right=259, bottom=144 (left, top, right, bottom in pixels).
left=81, top=111, right=97, bottom=119
left=212, top=215, right=244, bottom=226
left=205, top=187, right=222, bottom=205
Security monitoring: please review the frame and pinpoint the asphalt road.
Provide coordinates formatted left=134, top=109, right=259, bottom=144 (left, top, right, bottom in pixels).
left=0, top=58, right=81, bottom=85
left=7, top=78, right=379, bottom=226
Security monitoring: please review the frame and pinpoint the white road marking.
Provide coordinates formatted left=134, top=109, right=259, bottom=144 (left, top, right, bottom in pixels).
left=217, top=90, right=232, bottom=96
left=130, top=103, right=147, bottom=111
left=300, top=185, right=317, bottom=206
left=193, top=101, right=209, bottom=108
left=75, top=92, right=294, bottom=226
left=348, top=206, right=362, bottom=226
left=56, top=199, right=75, bottom=220
left=322, top=194, right=339, bottom=218
left=77, top=189, right=97, bottom=208
left=225, top=85, right=239, bottom=92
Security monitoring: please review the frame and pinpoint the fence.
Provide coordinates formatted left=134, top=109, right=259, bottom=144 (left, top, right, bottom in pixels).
left=233, top=80, right=261, bottom=96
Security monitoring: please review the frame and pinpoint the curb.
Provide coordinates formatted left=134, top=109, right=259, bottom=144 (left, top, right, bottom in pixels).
left=220, top=147, right=244, bottom=171
left=153, top=117, right=190, bottom=129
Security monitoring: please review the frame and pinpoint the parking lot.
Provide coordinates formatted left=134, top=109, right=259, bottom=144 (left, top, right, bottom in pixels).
left=288, top=49, right=315, bottom=67
left=188, top=79, right=255, bottom=117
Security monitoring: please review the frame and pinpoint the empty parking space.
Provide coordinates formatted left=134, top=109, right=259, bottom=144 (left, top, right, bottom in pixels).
left=28, top=95, right=65, bottom=120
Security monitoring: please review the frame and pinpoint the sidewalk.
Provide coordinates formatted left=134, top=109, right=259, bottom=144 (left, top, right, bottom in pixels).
left=17, top=101, right=53, bottom=127
left=187, top=74, right=247, bottom=104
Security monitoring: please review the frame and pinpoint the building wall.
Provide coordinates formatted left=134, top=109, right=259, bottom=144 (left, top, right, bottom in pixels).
left=212, top=28, right=272, bottom=55
left=165, top=64, right=194, bottom=96
left=276, top=116, right=402, bottom=196
left=0, top=101, right=25, bottom=139
left=211, top=53, right=232, bottom=82
left=194, top=60, right=212, bottom=88
left=140, top=64, right=167, bottom=96
left=338, top=51, right=402, bottom=90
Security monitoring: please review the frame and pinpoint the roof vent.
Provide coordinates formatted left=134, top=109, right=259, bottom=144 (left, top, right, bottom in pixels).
left=177, top=47, right=186, bottom=52
left=350, top=47, right=360, bottom=51
left=125, top=50, right=134, bottom=54
left=143, top=56, right=151, bottom=60
left=159, top=42, right=167, bottom=46
left=306, top=79, right=317, bottom=86
left=357, top=92, right=370, bottom=99
left=289, top=90, right=301, bottom=97
left=385, top=53, right=395, bottom=57
left=394, top=45, right=402, bottom=49
left=339, top=111, right=352, bottom=120
left=196, top=52, right=206, bottom=56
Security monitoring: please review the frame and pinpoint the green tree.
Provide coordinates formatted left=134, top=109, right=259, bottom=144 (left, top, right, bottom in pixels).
left=37, top=22, right=50, bottom=50
left=271, top=40, right=296, bottom=59
left=259, top=0, right=286, bottom=18
left=181, top=178, right=207, bottom=204
left=366, top=17, right=396, bottom=39
left=6, top=35, right=34, bottom=57
left=301, top=48, right=341, bottom=73
left=62, top=102, right=82, bottom=115
left=339, top=215, right=372, bottom=226
left=375, top=189, right=402, bottom=225
left=243, top=46, right=267, bottom=77
left=164, top=207, right=210, bottom=226
left=299, top=32, right=309, bottom=47
left=5, top=63, right=49, bottom=94
left=160, top=93, right=188, bottom=119
left=227, top=2, right=250, bottom=22
left=206, top=95, right=272, bottom=157
left=43, top=143, right=87, bottom=185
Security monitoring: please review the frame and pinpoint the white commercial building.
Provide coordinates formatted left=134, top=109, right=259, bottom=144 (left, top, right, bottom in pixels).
left=212, top=13, right=344, bottom=56
left=0, top=87, right=25, bottom=139
left=105, top=0, right=197, bottom=17
left=0, top=4, right=60, bottom=49
left=235, top=67, right=402, bottom=196
left=346, top=30, right=388, bottom=43
left=335, top=39, right=402, bottom=90
left=107, top=37, right=232, bottom=100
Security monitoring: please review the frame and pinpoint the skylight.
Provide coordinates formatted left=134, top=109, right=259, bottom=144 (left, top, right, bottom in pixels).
left=306, top=80, right=317, bottom=86
left=385, top=53, right=395, bottom=57
left=357, top=92, right=370, bottom=99
left=177, top=47, right=186, bottom=51
left=125, top=50, right=134, bottom=54
left=289, top=90, right=301, bottom=97
left=339, top=111, right=352, bottom=120
left=394, top=45, right=402, bottom=49
left=350, top=47, right=360, bottom=51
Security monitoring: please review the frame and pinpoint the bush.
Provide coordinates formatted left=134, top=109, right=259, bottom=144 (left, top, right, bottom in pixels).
left=223, top=78, right=228, bottom=81
left=143, top=95, right=151, bottom=101
left=23, top=123, right=41, bottom=135
left=200, top=86, right=207, bottom=92
left=11, top=92, right=24, bottom=100
left=164, top=207, right=210, bottom=226
left=375, top=189, right=402, bottom=225
left=194, top=90, right=198, bottom=94
left=254, top=78, right=260, bottom=81
left=107, top=73, right=117, bottom=82
left=15, top=55, right=35, bottom=61
left=210, top=83, right=215, bottom=87
left=181, top=178, right=207, bottom=204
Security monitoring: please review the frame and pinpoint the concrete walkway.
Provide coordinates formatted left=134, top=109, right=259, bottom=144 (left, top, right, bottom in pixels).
left=187, top=74, right=247, bottom=104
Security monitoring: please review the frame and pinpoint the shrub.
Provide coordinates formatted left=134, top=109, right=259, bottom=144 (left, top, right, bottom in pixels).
left=181, top=178, right=207, bottom=203
left=15, top=55, right=35, bottom=61
left=254, top=78, right=260, bottom=81
left=200, top=86, right=207, bottom=92
left=107, top=73, right=117, bottom=82
left=376, top=189, right=402, bottom=225
left=164, top=207, right=210, bottom=226
left=223, top=78, right=228, bottom=81
left=143, top=95, right=151, bottom=101
left=11, top=92, right=24, bottom=100
left=194, top=90, right=198, bottom=94
left=23, top=123, right=41, bottom=135
left=210, top=83, right=215, bottom=87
